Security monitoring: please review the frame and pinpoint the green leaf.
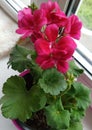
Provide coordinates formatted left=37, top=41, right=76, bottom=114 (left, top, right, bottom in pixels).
left=44, top=98, right=70, bottom=130
left=73, top=82, right=91, bottom=109
left=68, top=61, right=83, bottom=77
left=39, top=68, right=67, bottom=95
left=70, top=108, right=85, bottom=122
left=30, top=63, right=43, bottom=83
left=29, top=85, right=47, bottom=112
left=0, top=76, right=32, bottom=121
left=68, top=122, right=83, bottom=130
left=46, top=95, right=60, bottom=105
left=8, top=45, right=32, bottom=72
left=0, top=76, right=46, bottom=121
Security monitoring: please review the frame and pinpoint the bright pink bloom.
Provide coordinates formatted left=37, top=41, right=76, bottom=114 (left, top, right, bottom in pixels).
left=40, top=1, right=67, bottom=26
left=16, top=8, right=33, bottom=38
left=16, top=8, right=47, bottom=38
left=35, top=24, right=77, bottom=73
left=64, top=15, right=82, bottom=40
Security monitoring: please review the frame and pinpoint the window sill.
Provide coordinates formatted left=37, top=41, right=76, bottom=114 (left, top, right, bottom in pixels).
left=78, top=73, right=92, bottom=88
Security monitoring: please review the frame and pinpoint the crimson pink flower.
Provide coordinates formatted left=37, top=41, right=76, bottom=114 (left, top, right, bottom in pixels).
left=64, top=15, right=82, bottom=40
left=35, top=24, right=77, bottom=73
left=16, top=8, right=47, bottom=38
left=40, top=1, right=67, bottom=26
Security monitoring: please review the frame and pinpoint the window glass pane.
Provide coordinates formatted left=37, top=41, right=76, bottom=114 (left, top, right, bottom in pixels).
left=77, top=0, right=92, bottom=53
left=77, top=0, right=92, bottom=30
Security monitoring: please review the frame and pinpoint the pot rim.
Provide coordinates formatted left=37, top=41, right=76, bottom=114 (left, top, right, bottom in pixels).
left=12, top=120, right=23, bottom=130
left=19, top=70, right=30, bottom=77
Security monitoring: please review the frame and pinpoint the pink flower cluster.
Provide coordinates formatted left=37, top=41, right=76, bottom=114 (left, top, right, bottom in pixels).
left=16, top=1, right=82, bottom=73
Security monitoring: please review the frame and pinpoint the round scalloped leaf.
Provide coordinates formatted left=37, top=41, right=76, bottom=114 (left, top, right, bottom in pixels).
left=39, top=68, right=67, bottom=95
left=73, top=82, right=91, bottom=110
left=0, top=76, right=46, bottom=122
left=8, top=45, right=32, bottom=72
left=44, top=99, right=70, bottom=129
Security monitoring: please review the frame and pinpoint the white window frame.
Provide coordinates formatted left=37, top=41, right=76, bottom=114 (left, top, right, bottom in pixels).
left=0, top=0, right=92, bottom=79
left=0, top=0, right=27, bottom=21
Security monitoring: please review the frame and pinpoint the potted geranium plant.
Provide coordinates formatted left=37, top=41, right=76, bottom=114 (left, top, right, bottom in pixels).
left=0, top=1, right=91, bottom=130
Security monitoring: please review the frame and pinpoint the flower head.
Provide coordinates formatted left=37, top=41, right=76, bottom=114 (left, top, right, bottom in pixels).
left=40, top=0, right=67, bottom=26
left=16, top=8, right=47, bottom=38
left=64, top=15, right=82, bottom=40
left=35, top=24, right=77, bottom=73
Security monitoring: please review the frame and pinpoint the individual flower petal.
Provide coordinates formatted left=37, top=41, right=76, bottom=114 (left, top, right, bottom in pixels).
left=45, top=24, right=58, bottom=41
left=35, top=39, right=51, bottom=55
left=40, top=1, right=61, bottom=13
left=57, top=61, right=69, bottom=73
left=16, top=29, right=32, bottom=38
left=33, top=9, right=47, bottom=31
left=36, top=56, right=54, bottom=69
left=50, top=12, right=68, bottom=26
left=64, top=15, right=82, bottom=40
left=53, top=36, right=77, bottom=60
left=18, top=8, right=32, bottom=21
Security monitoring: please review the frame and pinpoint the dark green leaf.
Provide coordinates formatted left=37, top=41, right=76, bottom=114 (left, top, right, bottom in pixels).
left=39, top=68, right=67, bottom=95
left=68, top=122, right=83, bottom=130
left=30, top=63, right=43, bottom=83
left=8, top=45, right=32, bottom=72
left=44, top=98, right=70, bottom=130
left=0, top=76, right=46, bottom=121
left=68, top=61, right=83, bottom=77
left=46, top=95, right=60, bottom=105
left=29, top=85, right=47, bottom=112
left=73, top=82, right=91, bottom=109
